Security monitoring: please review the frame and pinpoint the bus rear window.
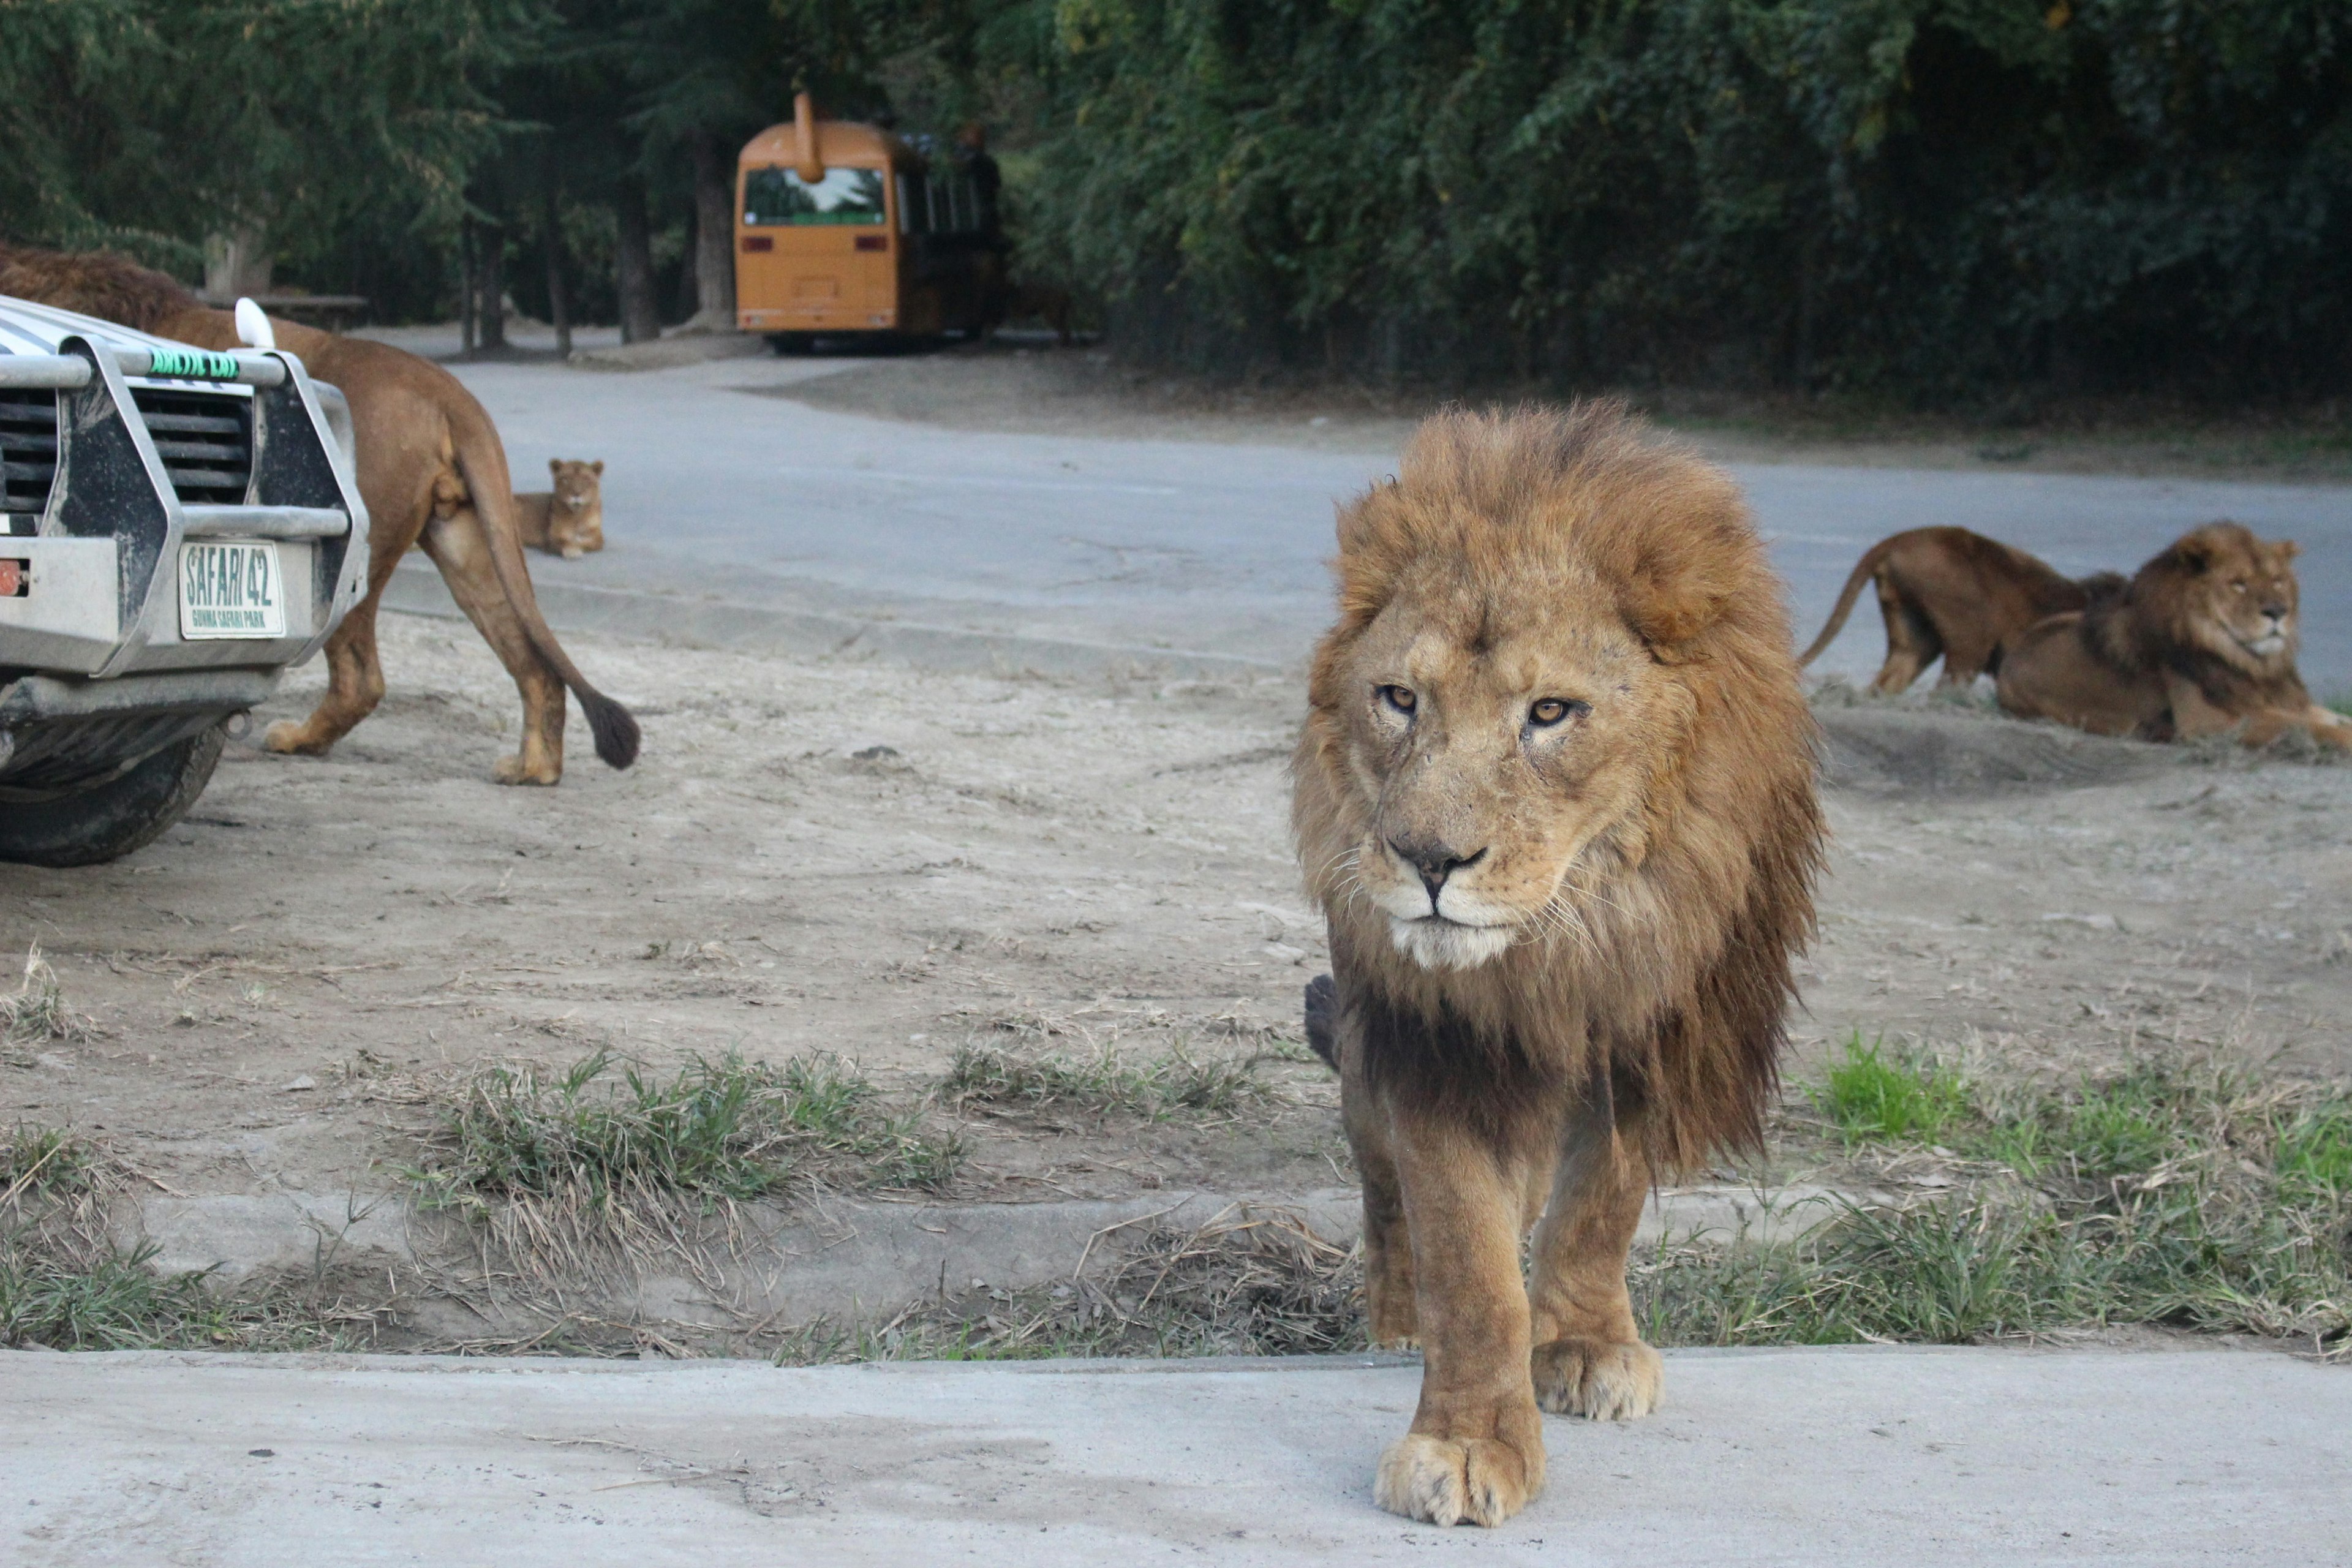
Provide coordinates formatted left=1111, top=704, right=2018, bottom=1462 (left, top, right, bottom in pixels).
left=743, top=167, right=887, bottom=227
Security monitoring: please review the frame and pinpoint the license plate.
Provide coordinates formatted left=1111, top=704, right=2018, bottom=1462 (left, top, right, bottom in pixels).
left=178, top=540, right=285, bottom=639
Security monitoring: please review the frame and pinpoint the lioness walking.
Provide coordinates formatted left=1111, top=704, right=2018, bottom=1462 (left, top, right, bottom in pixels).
left=0, top=244, right=636, bottom=785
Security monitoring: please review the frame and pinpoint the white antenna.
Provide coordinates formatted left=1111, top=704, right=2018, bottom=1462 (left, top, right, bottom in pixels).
left=234, top=297, right=276, bottom=351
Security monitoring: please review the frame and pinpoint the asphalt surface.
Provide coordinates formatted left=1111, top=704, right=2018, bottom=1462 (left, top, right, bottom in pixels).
left=423, top=345, right=2352, bottom=691
left=5, top=1346, right=2343, bottom=1565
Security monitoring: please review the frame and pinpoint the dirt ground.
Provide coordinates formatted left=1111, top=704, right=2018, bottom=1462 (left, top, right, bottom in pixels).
left=4, top=609, right=2347, bottom=1214
left=780, top=342, right=2352, bottom=481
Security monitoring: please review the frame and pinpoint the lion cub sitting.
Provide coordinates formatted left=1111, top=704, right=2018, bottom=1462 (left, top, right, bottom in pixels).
left=1999, top=521, right=2348, bottom=750
left=1295, top=405, right=1823, bottom=1527
left=514, top=459, right=605, bottom=559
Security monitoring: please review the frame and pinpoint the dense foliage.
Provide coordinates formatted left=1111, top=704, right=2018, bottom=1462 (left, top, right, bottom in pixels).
left=6, top=0, right=2348, bottom=394
left=995, top=0, right=2352, bottom=394
left=0, top=0, right=535, bottom=266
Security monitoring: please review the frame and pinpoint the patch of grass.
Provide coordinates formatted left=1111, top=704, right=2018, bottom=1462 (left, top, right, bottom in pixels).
left=1649, top=1064, right=2352, bottom=1355
left=0, top=945, right=94, bottom=1049
left=1811, top=1035, right=1967, bottom=1147
left=0, top=1242, right=371, bottom=1352
left=772, top=1206, right=1365, bottom=1365
left=942, top=1040, right=1274, bottom=1120
left=409, top=1050, right=966, bottom=1210
left=1, top=1126, right=369, bottom=1352
left=2275, top=1106, right=2352, bottom=1200
left=1, top=1127, right=98, bottom=1201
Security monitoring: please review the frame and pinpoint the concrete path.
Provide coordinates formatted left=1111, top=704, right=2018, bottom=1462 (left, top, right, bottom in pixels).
left=5, top=1346, right=2344, bottom=1565
left=394, top=350, right=2352, bottom=690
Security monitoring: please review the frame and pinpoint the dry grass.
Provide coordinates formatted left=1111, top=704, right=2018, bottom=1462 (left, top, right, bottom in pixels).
left=0, top=1128, right=378, bottom=1351
left=775, top=1204, right=1365, bottom=1365
left=0, top=946, right=95, bottom=1057
left=941, top=1038, right=1280, bottom=1121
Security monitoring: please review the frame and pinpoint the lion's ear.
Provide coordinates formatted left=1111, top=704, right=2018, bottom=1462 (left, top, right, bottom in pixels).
left=1615, top=514, right=1748, bottom=653
left=548, top=459, right=561, bottom=477
left=2276, top=538, right=2300, bottom=562
left=2169, top=537, right=2215, bottom=574
left=591, top=460, right=605, bottom=475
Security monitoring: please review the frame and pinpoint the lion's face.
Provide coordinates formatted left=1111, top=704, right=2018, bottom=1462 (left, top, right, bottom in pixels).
left=546, top=459, right=605, bottom=557
left=1328, top=565, right=1684, bottom=971
left=2175, top=527, right=2301, bottom=669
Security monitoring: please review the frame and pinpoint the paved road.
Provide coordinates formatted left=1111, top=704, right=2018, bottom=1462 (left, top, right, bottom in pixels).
left=5, top=1346, right=2344, bottom=1565
left=429, top=350, right=2352, bottom=691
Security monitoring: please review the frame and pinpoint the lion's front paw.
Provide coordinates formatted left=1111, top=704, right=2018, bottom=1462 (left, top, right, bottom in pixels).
left=261, top=720, right=330, bottom=757
left=1373, top=1432, right=1540, bottom=1528
left=491, top=753, right=561, bottom=786
left=1531, top=1336, right=1662, bottom=1420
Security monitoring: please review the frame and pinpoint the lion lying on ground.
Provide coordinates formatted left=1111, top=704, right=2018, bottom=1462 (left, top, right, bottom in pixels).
left=1799, top=526, right=2121, bottom=692
left=1998, top=521, right=2349, bottom=751
left=516, top=459, right=605, bottom=559
left=1293, top=405, right=1824, bottom=1527
left=0, top=244, right=636, bottom=785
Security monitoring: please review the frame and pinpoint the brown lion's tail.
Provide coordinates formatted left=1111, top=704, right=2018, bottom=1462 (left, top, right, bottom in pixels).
left=1796, top=533, right=1905, bottom=667
left=1303, top=973, right=1338, bottom=1071
left=448, top=406, right=640, bottom=770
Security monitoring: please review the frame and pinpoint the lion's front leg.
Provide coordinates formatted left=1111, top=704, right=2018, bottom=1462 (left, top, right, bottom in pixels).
left=1526, top=1095, right=1661, bottom=1422
left=1373, top=1103, right=1544, bottom=1528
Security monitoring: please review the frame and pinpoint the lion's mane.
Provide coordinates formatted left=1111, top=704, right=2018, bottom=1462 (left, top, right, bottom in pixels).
left=1292, top=405, right=1824, bottom=1172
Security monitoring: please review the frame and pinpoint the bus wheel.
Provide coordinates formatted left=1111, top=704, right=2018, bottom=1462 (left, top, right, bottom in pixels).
left=766, top=333, right=812, bottom=355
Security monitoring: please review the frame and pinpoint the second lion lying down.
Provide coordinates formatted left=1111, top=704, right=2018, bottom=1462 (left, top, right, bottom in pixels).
left=1294, top=406, right=1823, bottom=1527
left=1997, top=521, right=2349, bottom=751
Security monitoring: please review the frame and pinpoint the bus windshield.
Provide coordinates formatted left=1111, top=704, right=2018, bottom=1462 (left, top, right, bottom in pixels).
left=744, top=167, right=888, bottom=227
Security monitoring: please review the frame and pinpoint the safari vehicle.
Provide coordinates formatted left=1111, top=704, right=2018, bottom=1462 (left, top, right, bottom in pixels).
left=735, top=93, right=998, bottom=347
left=0, top=296, right=369, bottom=865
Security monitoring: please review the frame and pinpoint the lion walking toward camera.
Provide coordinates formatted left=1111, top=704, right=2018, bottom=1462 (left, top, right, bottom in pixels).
left=0, top=243, right=636, bottom=785
left=1293, top=405, right=1823, bottom=1528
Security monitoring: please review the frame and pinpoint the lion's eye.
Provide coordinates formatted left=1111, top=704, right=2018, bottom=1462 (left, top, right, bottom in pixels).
left=1528, top=698, right=1589, bottom=728
left=1378, top=685, right=1417, bottom=716
left=2231, top=581, right=2246, bottom=593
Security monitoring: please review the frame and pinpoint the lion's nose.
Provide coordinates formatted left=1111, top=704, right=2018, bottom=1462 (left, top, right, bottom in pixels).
left=1388, top=836, right=1486, bottom=905
left=2262, top=605, right=2288, bottom=624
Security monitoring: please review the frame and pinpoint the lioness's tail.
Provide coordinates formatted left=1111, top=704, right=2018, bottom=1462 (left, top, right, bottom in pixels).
left=1797, top=533, right=1905, bottom=667
left=449, top=404, right=641, bottom=769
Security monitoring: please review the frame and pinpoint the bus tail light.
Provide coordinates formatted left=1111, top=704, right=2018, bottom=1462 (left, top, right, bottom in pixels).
left=854, top=235, right=888, bottom=252
left=741, top=236, right=774, bottom=253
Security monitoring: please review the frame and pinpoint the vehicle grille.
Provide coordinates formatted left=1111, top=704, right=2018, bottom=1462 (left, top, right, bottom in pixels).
left=129, top=388, right=252, bottom=505
left=0, top=390, right=59, bottom=515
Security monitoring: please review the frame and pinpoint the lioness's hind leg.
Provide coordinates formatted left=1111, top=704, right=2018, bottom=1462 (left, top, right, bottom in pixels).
left=421, top=507, right=566, bottom=785
left=1871, top=578, right=1939, bottom=694
left=1526, top=1096, right=1660, bottom=1422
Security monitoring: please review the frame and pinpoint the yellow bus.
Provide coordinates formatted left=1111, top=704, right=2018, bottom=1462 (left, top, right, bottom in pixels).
left=734, top=94, right=998, bottom=348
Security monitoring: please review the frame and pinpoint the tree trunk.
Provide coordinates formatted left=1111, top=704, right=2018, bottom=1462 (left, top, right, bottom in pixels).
left=542, top=149, right=572, bottom=358
left=459, top=218, right=478, bottom=355
left=202, top=222, right=273, bottom=303
left=614, top=178, right=660, bottom=344
left=477, top=218, right=508, bottom=352
left=690, top=132, right=736, bottom=328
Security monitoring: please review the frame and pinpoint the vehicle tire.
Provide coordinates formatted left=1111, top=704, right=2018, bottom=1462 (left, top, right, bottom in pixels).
left=0, top=723, right=228, bottom=869
left=766, top=333, right=812, bottom=355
